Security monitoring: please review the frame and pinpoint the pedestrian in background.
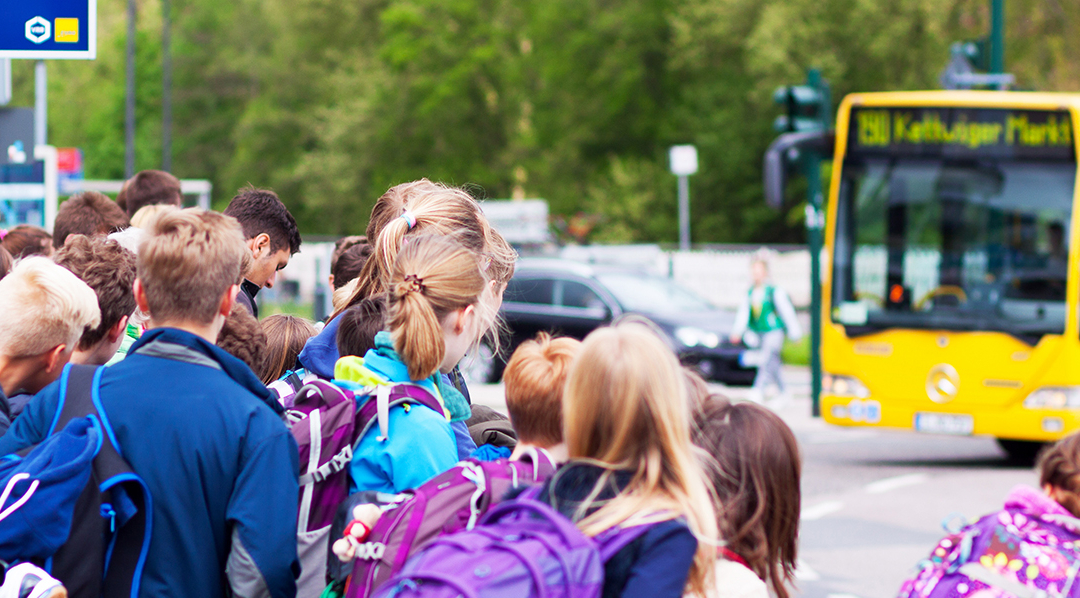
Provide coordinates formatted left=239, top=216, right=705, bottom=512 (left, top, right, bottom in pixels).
left=730, top=251, right=801, bottom=405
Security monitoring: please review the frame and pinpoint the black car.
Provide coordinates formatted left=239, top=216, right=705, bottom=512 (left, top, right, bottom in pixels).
left=460, top=258, right=756, bottom=385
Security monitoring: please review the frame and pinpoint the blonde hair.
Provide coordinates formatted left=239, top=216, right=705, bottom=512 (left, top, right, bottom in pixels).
left=130, top=203, right=179, bottom=229
left=386, top=235, right=488, bottom=381
left=137, top=209, right=249, bottom=325
left=0, top=256, right=101, bottom=358
left=334, top=180, right=517, bottom=316
left=503, top=332, right=581, bottom=446
left=563, top=321, right=718, bottom=597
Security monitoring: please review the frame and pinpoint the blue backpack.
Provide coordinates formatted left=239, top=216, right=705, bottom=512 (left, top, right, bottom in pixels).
left=372, top=488, right=653, bottom=598
left=1, top=364, right=152, bottom=598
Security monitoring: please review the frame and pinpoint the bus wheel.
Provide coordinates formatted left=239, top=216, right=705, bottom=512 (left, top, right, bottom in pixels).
left=996, top=439, right=1045, bottom=464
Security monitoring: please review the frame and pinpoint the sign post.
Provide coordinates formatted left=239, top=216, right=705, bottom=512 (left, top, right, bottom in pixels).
left=669, top=145, right=698, bottom=251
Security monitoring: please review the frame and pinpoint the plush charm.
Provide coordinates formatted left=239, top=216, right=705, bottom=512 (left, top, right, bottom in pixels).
left=331, top=504, right=383, bottom=562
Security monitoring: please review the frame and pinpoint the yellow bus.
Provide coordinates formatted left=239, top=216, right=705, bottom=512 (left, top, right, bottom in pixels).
left=820, top=91, right=1080, bottom=459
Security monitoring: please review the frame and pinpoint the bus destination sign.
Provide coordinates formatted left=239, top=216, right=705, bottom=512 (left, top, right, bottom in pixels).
left=850, top=107, right=1074, bottom=160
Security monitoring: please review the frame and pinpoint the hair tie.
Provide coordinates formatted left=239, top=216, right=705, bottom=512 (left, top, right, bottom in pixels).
left=0, top=229, right=7, bottom=240
left=403, top=274, right=425, bottom=295
left=400, top=210, right=417, bottom=230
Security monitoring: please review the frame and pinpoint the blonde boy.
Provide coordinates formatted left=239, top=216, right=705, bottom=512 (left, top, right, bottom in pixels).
left=503, top=332, right=581, bottom=462
left=0, top=257, right=100, bottom=434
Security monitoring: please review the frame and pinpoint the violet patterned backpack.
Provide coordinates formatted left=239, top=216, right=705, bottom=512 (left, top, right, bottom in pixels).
left=343, top=448, right=558, bottom=597
left=897, top=485, right=1080, bottom=598
left=287, top=379, right=446, bottom=598
left=370, top=487, right=653, bottom=598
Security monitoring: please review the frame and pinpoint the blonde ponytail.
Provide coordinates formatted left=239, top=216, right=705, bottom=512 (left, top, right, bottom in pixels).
left=386, top=235, right=488, bottom=381
left=332, top=181, right=489, bottom=317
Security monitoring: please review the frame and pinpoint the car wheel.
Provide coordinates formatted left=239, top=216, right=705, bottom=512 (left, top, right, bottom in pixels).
left=460, top=342, right=499, bottom=385
left=996, top=439, right=1044, bottom=464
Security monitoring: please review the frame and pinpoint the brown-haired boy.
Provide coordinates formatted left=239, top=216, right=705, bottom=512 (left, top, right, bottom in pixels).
left=52, top=191, right=130, bottom=249
left=53, top=235, right=137, bottom=366
left=0, top=209, right=300, bottom=598
left=502, top=332, right=581, bottom=462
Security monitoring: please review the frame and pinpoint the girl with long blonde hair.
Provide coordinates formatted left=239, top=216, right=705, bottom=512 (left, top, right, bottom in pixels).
left=537, top=321, right=718, bottom=598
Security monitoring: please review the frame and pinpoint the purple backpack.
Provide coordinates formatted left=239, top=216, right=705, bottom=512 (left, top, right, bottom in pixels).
left=345, top=449, right=557, bottom=597
left=289, top=380, right=446, bottom=598
left=897, top=486, right=1080, bottom=598
left=370, top=489, right=652, bottom=598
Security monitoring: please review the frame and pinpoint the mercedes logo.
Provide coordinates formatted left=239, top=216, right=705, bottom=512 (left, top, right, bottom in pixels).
left=926, top=364, right=960, bottom=403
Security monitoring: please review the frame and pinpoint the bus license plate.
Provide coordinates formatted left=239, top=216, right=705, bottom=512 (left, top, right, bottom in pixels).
left=914, top=413, right=974, bottom=435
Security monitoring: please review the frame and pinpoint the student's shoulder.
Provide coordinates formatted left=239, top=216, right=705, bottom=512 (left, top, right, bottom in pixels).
left=711, top=560, right=768, bottom=598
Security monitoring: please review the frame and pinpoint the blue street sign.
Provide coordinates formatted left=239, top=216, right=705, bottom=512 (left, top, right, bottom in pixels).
left=0, top=0, right=96, bottom=59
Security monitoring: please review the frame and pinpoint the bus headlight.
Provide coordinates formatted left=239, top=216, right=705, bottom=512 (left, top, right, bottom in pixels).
left=675, top=327, right=720, bottom=349
left=823, top=373, right=870, bottom=398
left=1023, top=387, right=1080, bottom=409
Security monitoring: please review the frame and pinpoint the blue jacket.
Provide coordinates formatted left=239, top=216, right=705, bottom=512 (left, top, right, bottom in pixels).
left=348, top=332, right=459, bottom=494
left=303, top=321, right=477, bottom=459
left=0, top=328, right=300, bottom=598
left=540, top=462, right=698, bottom=598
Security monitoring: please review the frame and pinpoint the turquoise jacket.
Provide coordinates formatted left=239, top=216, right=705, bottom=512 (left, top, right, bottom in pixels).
left=346, top=332, right=460, bottom=494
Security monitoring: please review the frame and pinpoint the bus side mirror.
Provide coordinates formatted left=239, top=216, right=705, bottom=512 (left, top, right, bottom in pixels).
left=763, top=130, right=835, bottom=209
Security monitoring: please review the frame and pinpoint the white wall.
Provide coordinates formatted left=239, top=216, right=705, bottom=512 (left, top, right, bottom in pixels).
left=272, top=241, right=817, bottom=311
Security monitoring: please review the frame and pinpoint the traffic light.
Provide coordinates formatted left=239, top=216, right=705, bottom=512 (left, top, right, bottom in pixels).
left=773, top=69, right=832, bottom=134
left=961, top=38, right=991, bottom=72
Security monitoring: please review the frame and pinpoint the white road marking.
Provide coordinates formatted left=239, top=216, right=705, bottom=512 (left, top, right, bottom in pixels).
left=800, top=500, right=844, bottom=521
left=864, top=473, right=929, bottom=494
left=795, top=559, right=820, bottom=581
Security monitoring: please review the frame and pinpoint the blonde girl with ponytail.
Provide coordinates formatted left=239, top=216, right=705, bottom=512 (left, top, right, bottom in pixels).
left=346, top=234, right=490, bottom=494
left=536, top=320, right=718, bottom=598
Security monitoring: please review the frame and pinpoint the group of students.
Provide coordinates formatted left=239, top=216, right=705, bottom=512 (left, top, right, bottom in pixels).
left=0, top=174, right=803, bottom=598
left=1, top=170, right=1079, bottom=598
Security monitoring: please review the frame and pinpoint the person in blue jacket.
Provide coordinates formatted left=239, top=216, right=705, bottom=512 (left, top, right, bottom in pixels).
left=341, top=234, right=491, bottom=494
left=0, top=209, right=300, bottom=598
left=539, top=321, right=719, bottom=598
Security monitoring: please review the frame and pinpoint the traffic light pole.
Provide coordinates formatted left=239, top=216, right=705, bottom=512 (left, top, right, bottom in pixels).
left=803, top=152, right=824, bottom=417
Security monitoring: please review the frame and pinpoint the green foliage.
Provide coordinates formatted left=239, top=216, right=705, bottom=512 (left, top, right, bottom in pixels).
left=19, top=0, right=1080, bottom=242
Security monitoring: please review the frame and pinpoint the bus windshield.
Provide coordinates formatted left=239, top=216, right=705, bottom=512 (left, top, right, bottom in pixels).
left=832, top=108, right=1077, bottom=342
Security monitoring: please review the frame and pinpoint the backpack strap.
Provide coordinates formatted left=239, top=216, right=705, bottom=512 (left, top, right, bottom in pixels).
left=595, top=523, right=655, bottom=562
left=517, top=447, right=557, bottom=482
left=46, top=363, right=152, bottom=598
left=354, top=383, right=446, bottom=445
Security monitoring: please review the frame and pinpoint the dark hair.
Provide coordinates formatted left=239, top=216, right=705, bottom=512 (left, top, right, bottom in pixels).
left=223, top=186, right=302, bottom=255
left=693, top=398, right=801, bottom=598
left=260, top=314, right=317, bottom=384
left=1038, top=432, right=1080, bottom=517
left=0, top=244, right=12, bottom=280
left=54, top=235, right=138, bottom=351
left=54, top=191, right=130, bottom=248
left=217, top=304, right=268, bottom=372
left=336, top=296, right=387, bottom=358
left=118, top=170, right=183, bottom=218
left=2, top=225, right=52, bottom=258
left=332, top=239, right=372, bottom=290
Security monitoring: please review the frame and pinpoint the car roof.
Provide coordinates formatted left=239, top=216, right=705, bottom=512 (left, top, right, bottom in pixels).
left=513, top=258, right=663, bottom=280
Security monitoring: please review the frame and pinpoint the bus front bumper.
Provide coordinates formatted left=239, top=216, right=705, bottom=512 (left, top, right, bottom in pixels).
left=821, top=394, right=1080, bottom=442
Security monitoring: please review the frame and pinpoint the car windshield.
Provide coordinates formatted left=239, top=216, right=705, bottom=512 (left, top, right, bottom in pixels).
left=595, top=272, right=713, bottom=313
